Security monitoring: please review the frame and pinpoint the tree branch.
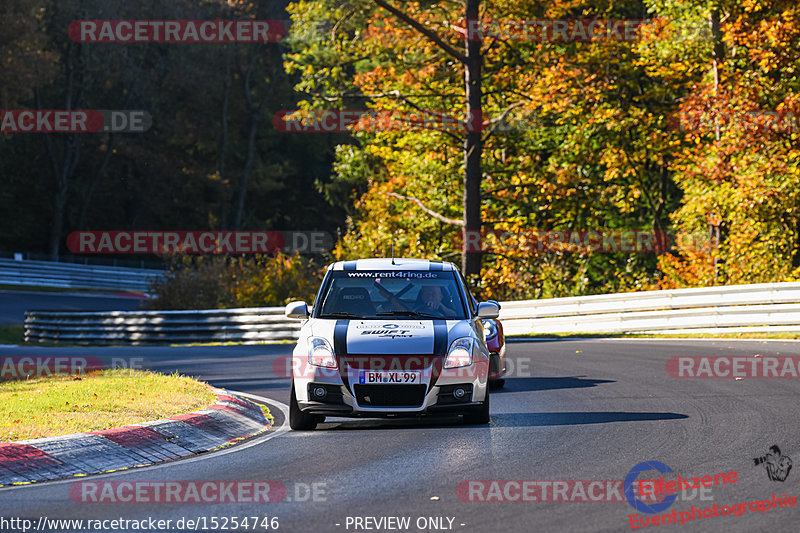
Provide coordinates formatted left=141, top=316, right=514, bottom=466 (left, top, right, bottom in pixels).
left=482, top=100, right=530, bottom=142
left=372, top=0, right=466, bottom=63
left=387, top=192, right=464, bottom=226
left=484, top=181, right=541, bottom=195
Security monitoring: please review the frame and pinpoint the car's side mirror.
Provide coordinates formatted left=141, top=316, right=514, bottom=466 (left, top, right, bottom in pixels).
left=285, top=301, right=310, bottom=319
left=477, top=301, right=500, bottom=319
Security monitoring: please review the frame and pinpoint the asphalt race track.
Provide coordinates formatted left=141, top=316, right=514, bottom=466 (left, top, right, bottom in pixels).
left=1, top=338, right=799, bottom=533
left=0, top=290, right=145, bottom=326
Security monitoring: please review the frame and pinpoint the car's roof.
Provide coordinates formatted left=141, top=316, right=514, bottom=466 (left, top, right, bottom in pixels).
left=327, top=258, right=457, bottom=272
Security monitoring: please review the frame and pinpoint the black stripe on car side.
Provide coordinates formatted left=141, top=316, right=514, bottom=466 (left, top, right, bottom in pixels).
left=429, top=319, right=449, bottom=389
left=342, top=260, right=357, bottom=270
left=333, top=319, right=351, bottom=389
left=333, top=319, right=349, bottom=356
left=433, top=319, right=448, bottom=355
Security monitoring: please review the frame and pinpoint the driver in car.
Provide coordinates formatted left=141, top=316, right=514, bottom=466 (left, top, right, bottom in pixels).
left=417, top=285, right=457, bottom=315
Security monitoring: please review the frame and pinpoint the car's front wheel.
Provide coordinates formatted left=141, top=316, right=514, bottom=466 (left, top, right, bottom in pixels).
left=463, top=388, right=490, bottom=425
left=289, top=382, right=318, bottom=430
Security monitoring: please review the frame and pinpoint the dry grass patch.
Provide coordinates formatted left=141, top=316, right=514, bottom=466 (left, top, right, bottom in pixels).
left=0, top=369, right=216, bottom=442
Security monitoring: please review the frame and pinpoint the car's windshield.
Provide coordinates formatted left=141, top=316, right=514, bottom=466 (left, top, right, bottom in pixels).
left=315, top=270, right=467, bottom=320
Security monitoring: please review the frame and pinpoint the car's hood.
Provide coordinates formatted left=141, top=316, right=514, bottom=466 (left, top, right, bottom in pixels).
left=309, top=319, right=473, bottom=355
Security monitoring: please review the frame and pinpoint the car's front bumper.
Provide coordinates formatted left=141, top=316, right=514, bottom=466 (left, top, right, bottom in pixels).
left=298, top=397, right=485, bottom=417
left=293, top=358, right=488, bottom=417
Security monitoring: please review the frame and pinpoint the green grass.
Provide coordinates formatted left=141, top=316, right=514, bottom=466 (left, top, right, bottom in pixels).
left=0, top=326, right=23, bottom=344
left=0, top=369, right=217, bottom=442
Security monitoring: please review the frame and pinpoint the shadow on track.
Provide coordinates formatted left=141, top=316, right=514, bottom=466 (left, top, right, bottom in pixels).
left=315, top=416, right=464, bottom=431
left=497, top=376, right=615, bottom=392
left=207, top=377, right=288, bottom=391
left=301, top=410, right=688, bottom=432
left=489, top=411, right=688, bottom=427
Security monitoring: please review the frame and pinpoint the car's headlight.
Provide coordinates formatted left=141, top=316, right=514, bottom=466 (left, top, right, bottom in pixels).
left=482, top=319, right=498, bottom=340
left=308, top=337, right=337, bottom=368
left=444, top=337, right=474, bottom=369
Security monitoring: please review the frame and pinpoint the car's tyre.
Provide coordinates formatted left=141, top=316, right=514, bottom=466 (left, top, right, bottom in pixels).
left=489, top=378, right=505, bottom=390
left=289, top=382, right=318, bottom=430
left=463, top=388, right=490, bottom=425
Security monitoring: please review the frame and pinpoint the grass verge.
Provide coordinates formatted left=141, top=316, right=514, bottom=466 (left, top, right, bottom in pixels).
left=0, top=369, right=217, bottom=442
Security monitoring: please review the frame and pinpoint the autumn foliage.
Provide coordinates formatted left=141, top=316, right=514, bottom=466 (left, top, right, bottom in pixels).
left=284, top=0, right=800, bottom=298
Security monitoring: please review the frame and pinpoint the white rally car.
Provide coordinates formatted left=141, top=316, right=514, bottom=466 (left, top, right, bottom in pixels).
left=284, top=258, right=500, bottom=430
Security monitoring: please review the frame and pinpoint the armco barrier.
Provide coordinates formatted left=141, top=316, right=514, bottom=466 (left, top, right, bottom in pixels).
left=22, top=282, right=800, bottom=345
left=497, top=282, right=800, bottom=335
left=24, top=307, right=300, bottom=345
left=0, top=257, right=165, bottom=293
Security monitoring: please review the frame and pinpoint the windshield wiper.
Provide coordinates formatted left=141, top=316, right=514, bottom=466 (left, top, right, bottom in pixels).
left=317, top=312, right=363, bottom=319
left=375, top=311, right=442, bottom=320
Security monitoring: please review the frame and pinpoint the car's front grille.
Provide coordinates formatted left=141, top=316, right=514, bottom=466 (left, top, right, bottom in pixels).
left=353, top=384, right=427, bottom=407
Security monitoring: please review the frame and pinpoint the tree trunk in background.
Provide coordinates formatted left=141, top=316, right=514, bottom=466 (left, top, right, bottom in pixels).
left=39, top=40, right=83, bottom=260
left=234, top=108, right=261, bottom=230
left=218, top=45, right=232, bottom=229
left=462, top=0, right=483, bottom=281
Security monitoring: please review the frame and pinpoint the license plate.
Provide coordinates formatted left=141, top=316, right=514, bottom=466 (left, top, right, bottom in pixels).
left=359, top=371, right=421, bottom=384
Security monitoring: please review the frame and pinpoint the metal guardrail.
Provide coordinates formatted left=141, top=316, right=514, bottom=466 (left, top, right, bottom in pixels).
left=497, top=282, right=800, bottom=335
left=22, top=282, right=800, bottom=345
left=24, top=307, right=300, bottom=345
left=0, top=258, right=165, bottom=293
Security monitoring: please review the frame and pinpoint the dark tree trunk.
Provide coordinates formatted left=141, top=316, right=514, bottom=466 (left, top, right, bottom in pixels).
left=38, top=39, right=83, bottom=261
left=793, top=219, right=800, bottom=269
left=218, top=45, right=232, bottom=229
left=234, top=110, right=261, bottom=230
left=462, top=0, right=482, bottom=281
left=231, top=33, right=276, bottom=231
